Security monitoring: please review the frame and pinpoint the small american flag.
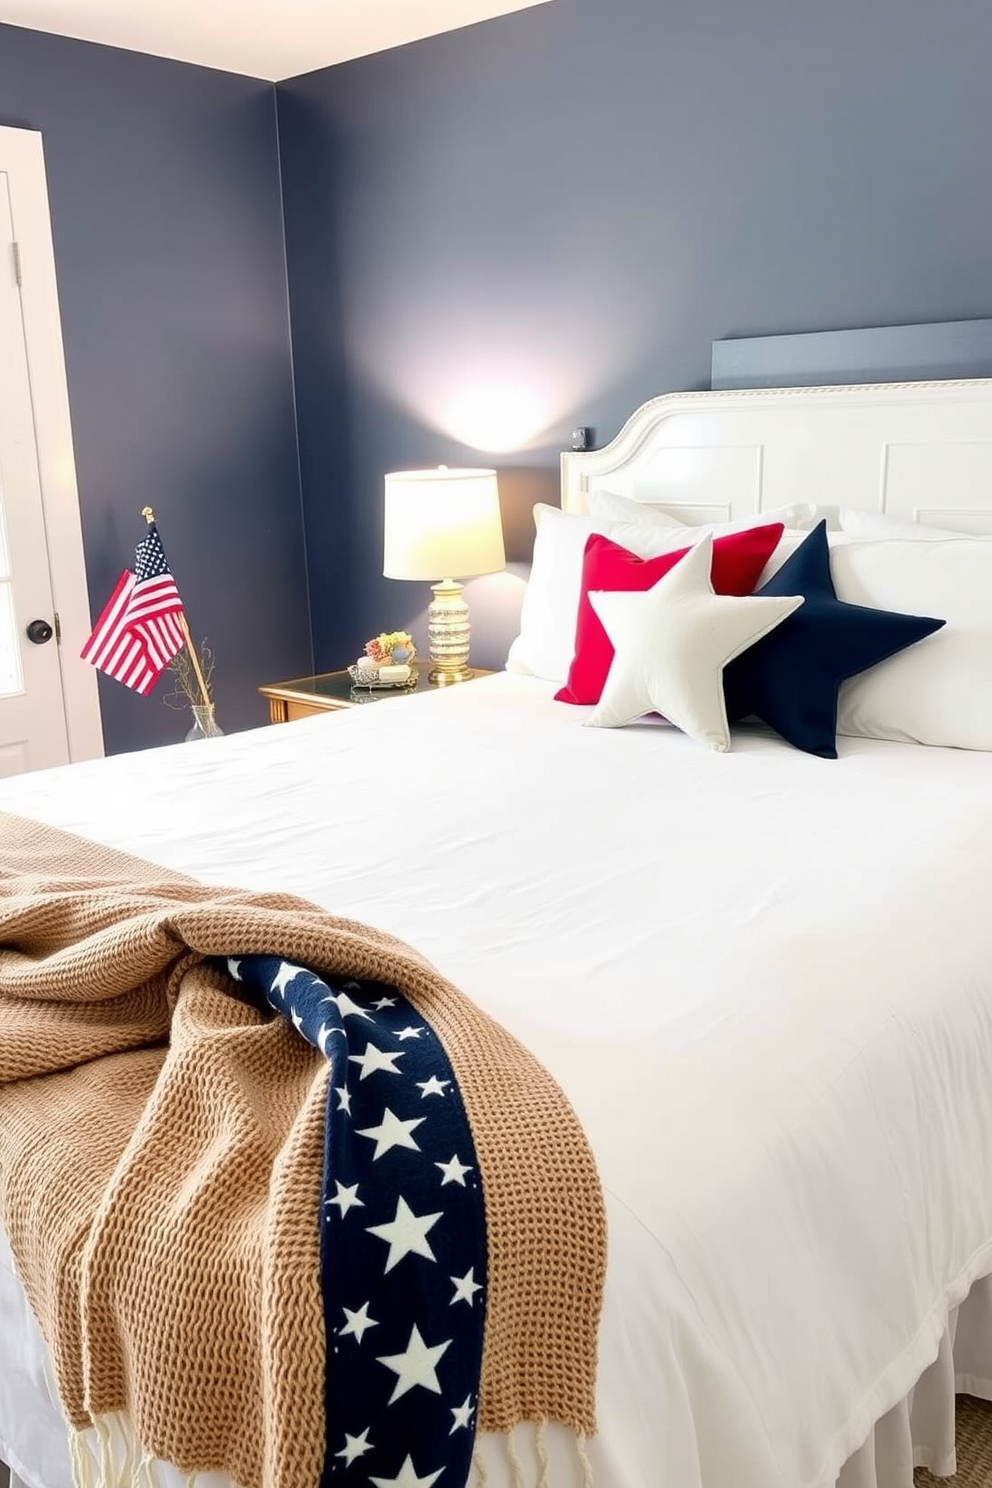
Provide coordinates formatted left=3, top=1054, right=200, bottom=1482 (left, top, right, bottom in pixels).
left=81, top=524, right=186, bottom=695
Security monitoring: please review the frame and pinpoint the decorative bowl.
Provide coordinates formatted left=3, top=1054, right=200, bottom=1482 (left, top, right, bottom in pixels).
left=347, top=664, right=418, bottom=692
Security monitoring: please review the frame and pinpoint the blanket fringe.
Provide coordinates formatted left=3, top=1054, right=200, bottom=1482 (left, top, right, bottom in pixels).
left=94, top=1415, right=111, bottom=1486
left=535, top=1420, right=550, bottom=1488
left=68, top=1416, right=186, bottom=1488
left=69, top=1417, right=592, bottom=1488
left=506, top=1426, right=525, bottom=1488
left=576, top=1432, right=594, bottom=1488
left=68, top=1428, right=95, bottom=1488
left=475, top=1424, right=593, bottom=1488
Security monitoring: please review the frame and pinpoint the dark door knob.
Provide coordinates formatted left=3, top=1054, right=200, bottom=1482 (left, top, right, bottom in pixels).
left=26, top=619, right=54, bottom=645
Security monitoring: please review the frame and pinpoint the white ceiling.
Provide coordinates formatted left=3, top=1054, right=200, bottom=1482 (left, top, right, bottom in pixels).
left=0, top=0, right=553, bottom=81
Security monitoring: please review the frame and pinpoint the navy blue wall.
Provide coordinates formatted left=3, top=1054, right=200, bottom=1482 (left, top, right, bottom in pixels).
left=1, top=25, right=309, bottom=753
left=5, top=0, right=991, bottom=724
left=277, top=0, right=992, bottom=671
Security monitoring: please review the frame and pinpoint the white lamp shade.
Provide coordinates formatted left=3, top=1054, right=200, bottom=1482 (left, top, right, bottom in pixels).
left=383, top=467, right=506, bottom=581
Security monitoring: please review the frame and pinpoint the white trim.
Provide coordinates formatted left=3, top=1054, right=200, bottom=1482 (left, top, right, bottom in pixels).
left=2, top=126, right=104, bottom=762
left=560, top=377, right=992, bottom=529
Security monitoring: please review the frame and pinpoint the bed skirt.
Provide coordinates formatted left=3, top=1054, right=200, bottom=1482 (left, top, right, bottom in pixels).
left=3, top=1276, right=992, bottom=1488
left=837, top=1273, right=992, bottom=1488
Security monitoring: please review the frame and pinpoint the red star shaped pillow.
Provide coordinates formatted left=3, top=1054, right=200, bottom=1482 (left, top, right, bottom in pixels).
left=555, top=522, right=785, bottom=706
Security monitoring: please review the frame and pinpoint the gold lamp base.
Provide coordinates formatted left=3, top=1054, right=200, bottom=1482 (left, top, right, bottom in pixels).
left=427, top=579, right=475, bottom=686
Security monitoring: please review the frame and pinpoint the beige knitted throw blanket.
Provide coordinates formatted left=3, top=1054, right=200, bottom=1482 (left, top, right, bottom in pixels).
left=0, top=813, right=606, bottom=1488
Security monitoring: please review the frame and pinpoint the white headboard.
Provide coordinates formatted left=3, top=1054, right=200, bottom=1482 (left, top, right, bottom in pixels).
left=560, top=379, right=992, bottom=535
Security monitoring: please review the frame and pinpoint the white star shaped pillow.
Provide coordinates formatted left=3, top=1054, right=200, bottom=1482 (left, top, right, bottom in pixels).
left=586, top=535, right=803, bottom=751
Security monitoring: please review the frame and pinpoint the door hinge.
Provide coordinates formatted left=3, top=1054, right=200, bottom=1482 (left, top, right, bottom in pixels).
left=11, top=241, right=22, bottom=288
left=54, top=611, right=61, bottom=644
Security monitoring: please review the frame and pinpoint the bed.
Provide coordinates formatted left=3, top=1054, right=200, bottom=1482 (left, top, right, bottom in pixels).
left=2, top=377, right=992, bottom=1488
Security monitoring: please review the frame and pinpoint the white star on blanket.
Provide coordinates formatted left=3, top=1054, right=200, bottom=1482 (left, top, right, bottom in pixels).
left=340, top=1302, right=378, bottom=1343
left=326, top=1181, right=364, bottom=1218
left=349, top=1043, right=406, bottom=1080
left=336, top=1428, right=374, bottom=1464
left=367, top=1196, right=443, bottom=1273
left=436, top=1154, right=472, bottom=1187
left=450, top=1396, right=474, bottom=1434
left=370, top=1457, right=443, bottom=1488
left=269, top=962, right=311, bottom=997
left=450, top=1268, right=483, bottom=1307
left=377, top=1323, right=452, bottom=1403
left=357, top=1107, right=427, bottom=1160
left=417, top=1076, right=450, bottom=1098
left=322, top=988, right=374, bottom=1021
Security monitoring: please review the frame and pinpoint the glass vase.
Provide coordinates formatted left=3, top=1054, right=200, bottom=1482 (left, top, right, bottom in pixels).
left=185, top=703, right=223, bottom=741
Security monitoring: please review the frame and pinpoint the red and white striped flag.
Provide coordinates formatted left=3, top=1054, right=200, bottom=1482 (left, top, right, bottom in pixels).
left=81, top=523, right=186, bottom=695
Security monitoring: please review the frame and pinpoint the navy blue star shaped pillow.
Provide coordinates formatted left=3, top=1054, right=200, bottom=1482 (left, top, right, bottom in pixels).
left=723, top=522, right=944, bottom=758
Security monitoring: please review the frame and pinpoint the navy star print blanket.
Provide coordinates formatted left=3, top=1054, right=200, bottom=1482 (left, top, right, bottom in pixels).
left=231, top=955, right=487, bottom=1488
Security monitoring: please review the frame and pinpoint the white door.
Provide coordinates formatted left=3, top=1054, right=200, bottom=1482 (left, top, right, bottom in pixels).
left=0, top=169, right=69, bottom=775
left=0, top=127, right=102, bottom=778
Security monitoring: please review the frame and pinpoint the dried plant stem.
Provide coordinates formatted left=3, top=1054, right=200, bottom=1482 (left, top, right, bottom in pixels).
left=179, top=616, right=211, bottom=706
left=164, top=638, right=216, bottom=712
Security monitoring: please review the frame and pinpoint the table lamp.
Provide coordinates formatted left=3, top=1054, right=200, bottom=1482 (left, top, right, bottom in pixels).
left=383, top=467, right=505, bottom=685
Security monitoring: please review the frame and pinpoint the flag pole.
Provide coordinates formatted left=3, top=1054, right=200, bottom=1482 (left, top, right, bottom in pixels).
left=141, top=506, right=212, bottom=709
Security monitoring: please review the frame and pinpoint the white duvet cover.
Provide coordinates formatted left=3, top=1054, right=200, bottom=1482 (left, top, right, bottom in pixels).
left=2, top=673, right=992, bottom=1488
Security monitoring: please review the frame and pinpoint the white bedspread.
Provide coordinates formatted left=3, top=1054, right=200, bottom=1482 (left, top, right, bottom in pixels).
left=3, top=673, right=992, bottom=1488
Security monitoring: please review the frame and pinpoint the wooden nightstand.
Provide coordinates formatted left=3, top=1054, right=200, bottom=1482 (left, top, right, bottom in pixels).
left=259, top=660, right=493, bottom=723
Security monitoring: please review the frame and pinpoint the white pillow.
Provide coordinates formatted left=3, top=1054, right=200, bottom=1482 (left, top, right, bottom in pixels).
left=589, top=489, right=824, bottom=535
left=837, top=509, right=978, bottom=541
left=831, top=538, right=992, bottom=750
left=506, top=503, right=787, bottom=682
left=756, top=521, right=979, bottom=587
left=506, top=506, right=594, bottom=680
